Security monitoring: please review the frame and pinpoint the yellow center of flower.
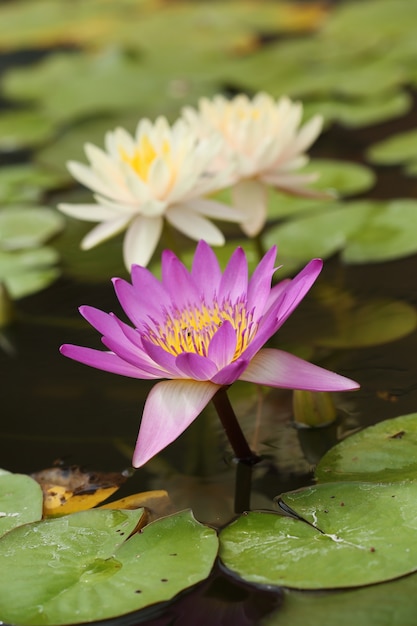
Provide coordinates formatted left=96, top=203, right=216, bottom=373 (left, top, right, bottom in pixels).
left=119, top=136, right=171, bottom=182
left=146, top=300, right=257, bottom=361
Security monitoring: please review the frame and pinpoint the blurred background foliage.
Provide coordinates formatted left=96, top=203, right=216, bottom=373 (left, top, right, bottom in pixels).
left=1, top=0, right=417, bottom=302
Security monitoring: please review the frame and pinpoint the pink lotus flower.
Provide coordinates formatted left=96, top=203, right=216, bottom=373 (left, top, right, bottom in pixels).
left=60, top=242, right=359, bottom=468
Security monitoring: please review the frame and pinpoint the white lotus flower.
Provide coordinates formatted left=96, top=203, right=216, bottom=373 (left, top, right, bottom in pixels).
left=58, top=117, right=239, bottom=268
left=182, top=93, right=326, bottom=237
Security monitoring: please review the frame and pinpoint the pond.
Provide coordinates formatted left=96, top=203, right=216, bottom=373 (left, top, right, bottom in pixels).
left=2, top=0, right=417, bottom=624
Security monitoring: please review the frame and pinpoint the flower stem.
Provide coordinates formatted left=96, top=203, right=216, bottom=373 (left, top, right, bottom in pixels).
left=212, top=388, right=260, bottom=465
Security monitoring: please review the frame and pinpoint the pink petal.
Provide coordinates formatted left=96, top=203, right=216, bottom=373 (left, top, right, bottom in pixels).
left=211, top=359, right=250, bottom=385
left=247, top=246, right=277, bottom=315
left=274, top=259, right=323, bottom=328
left=242, top=260, right=323, bottom=361
left=112, top=275, right=168, bottom=329
left=60, top=345, right=160, bottom=379
left=218, top=247, right=248, bottom=303
left=141, top=339, right=182, bottom=377
left=208, top=320, right=237, bottom=369
left=191, top=240, right=222, bottom=300
left=175, top=352, right=218, bottom=380
left=161, top=250, right=200, bottom=307
left=100, top=334, right=168, bottom=377
left=239, top=348, right=360, bottom=391
left=132, top=379, right=220, bottom=467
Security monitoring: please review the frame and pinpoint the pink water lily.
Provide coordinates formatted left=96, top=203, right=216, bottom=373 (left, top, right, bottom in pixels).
left=60, top=242, right=359, bottom=467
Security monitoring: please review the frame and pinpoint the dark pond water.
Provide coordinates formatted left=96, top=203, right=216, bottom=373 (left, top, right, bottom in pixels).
left=3, top=245, right=417, bottom=625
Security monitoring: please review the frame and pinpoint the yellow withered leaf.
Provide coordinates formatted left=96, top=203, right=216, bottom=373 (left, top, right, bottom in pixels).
left=31, top=465, right=128, bottom=517
left=100, top=490, right=174, bottom=523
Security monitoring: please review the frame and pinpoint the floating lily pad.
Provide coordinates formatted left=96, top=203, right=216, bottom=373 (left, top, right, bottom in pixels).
left=266, top=160, right=375, bottom=221
left=0, top=509, right=218, bottom=625
left=366, top=128, right=417, bottom=166
left=264, top=203, right=372, bottom=264
left=0, top=471, right=43, bottom=538
left=0, top=206, right=65, bottom=250
left=315, top=298, right=417, bottom=348
left=35, top=113, right=139, bottom=176
left=316, top=413, right=417, bottom=483
left=342, top=199, right=417, bottom=263
left=220, top=480, right=417, bottom=589
left=262, top=573, right=417, bottom=626
left=0, top=109, right=55, bottom=151
left=3, top=48, right=217, bottom=125
left=0, top=164, right=68, bottom=204
left=0, top=247, right=60, bottom=298
left=304, top=91, right=412, bottom=128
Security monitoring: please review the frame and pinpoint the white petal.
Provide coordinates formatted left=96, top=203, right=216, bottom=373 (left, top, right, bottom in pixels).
left=231, top=179, right=268, bottom=237
left=67, top=161, right=114, bottom=198
left=123, top=214, right=163, bottom=269
left=183, top=198, right=244, bottom=222
left=166, top=205, right=225, bottom=245
left=148, top=156, right=172, bottom=198
left=57, top=203, right=117, bottom=222
left=81, top=215, right=132, bottom=249
left=84, top=143, right=125, bottom=188
left=93, top=194, right=138, bottom=215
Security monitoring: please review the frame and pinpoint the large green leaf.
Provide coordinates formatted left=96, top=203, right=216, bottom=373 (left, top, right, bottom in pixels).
left=266, top=160, right=375, bottom=220
left=264, top=203, right=372, bottom=264
left=314, top=298, right=417, bottom=348
left=220, top=480, right=417, bottom=589
left=0, top=206, right=65, bottom=250
left=0, top=164, right=68, bottom=204
left=303, top=91, right=412, bottom=128
left=0, top=109, right=55, bottom=150
left=0, top=509, right=218, bottom=625
left=262, top=573, right=417, bottom=626
left=0, top=472, right=43, bottom=538
left=316, top=413, right=417, bottom=483
left=366, top=128, right=417, bottom=166
left=342, top=199, right=417, bottom=263
left=0, top=247, right=60, bottom=298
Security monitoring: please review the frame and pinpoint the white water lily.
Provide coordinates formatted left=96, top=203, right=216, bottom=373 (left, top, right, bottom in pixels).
left=182, top=93, right=326, bottom=237
left=58, top=117, right=239, bottom=269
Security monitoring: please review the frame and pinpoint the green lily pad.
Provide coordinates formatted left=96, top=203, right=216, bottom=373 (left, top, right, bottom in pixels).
left=35, top=113, right=139, bottom=176
left=0, top=207, right=65, bottom=250
left=264, top=202, right=372, bottom=264
left=342, top=199, right=417, bottom=263
left=366, top=129, right=417, bottom=166
left=0, top=472, right=43, bottom=538
left=266, top=159, right=375, bottom=220
left=316, top=413, right=417, bottom=483
left=304, top=91, right=412, bottom=129
left=0, top=164, right=68, bottom=204
left=0, top=508, right=218, bottom=625
left=315, top=298, right=417, bottom=348
left=0, top=247, right=60, bottom=298
left=262, top=573, right=417, bottom=626
left=220, top=480, right=417, bottom=589
left=3, top=48, right=217, bottom=125
left=0, top=109, right=55, bottom=151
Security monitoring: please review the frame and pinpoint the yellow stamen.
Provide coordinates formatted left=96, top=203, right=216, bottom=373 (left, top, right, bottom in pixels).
left=146, top=300, right=257, bottom=361
left=119, top=136, right=171, bottom=182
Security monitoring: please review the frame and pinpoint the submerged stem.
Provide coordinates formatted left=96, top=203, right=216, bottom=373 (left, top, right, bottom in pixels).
left=212, top=387, right=260, bottom=514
